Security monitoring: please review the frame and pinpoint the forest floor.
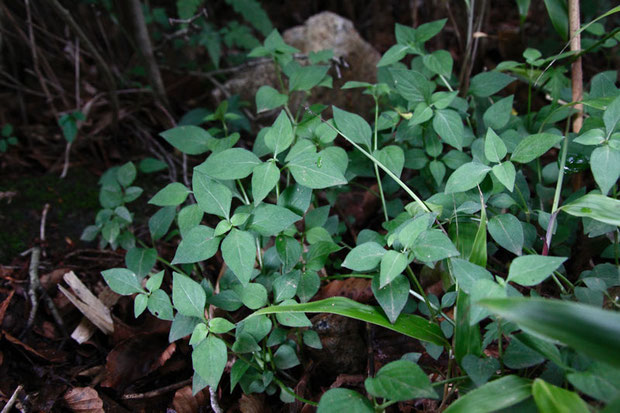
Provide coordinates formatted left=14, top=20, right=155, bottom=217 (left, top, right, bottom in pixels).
left=0, top=1, right=617, bottom=412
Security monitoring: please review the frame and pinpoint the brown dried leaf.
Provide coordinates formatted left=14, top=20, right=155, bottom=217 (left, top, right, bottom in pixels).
left=239, top=393, right=269, bottom=413
left=314, top=278, right=372, bottom=302
left=101, top=333, right=169, bottom=391
left=172, top=385, right=208, bottom=413
left=63, top=387, right=104, bottom=413
left=0, top=290, right=15, bottom=325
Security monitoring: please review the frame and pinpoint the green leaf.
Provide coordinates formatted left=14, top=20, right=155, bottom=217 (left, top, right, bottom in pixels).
left=247, top=297, right=448, bottom=346
left=256, top=85, right=288, bottom=113
left=454, top=289, right=482, bottom=363
left=102, top=268, right=144, bottom=295
left=488, top=214, right=523, bottom=255
left=221, top=229, right=255, bottom=286
left=252, top=161, right=280, bottom=205
left=398, top=214, right=432, bottom=249
left=192, top=335, right=227, bottom=388
left=422, top=50, right=452, bottom=77
left=342, top=242, right=386, bottom=272
left=483, top=95, right=514, bottom=131
left=146, top=270, right=164, bottom=292
left=415, top=18, right=447, bottom=43
left=372, top=274, right=409, bottom=324
left=390, top=68, right=434, bottom=105
left=449, top=258, right=493, bottom=294
left=603, top=94, right=620, bottom=134
left=461, top=355, right=499, bottom=387
left=148, top=206, right=176, bottom=241
left=249, top=204, right=301, bottom=236
left=332, top=106, right=372, bottom=149
left=507, top=255, right=567, bottom=286
left=209, top=317, right=235, bottom=334
left=561, top=193, right=620, bottom=226
left=275, top=299, right=312, bottom=327
left=491, top=161, right=516, bottom=192
left=445, top=162, right=491, bottom=193
left=591, top=145, right=620, bottom=195
left=264, top=110, right=294, bottom=156
left=365, top=360, right=438, bottom=401
left=377, top=44, right=410, bottom=67
left=276, top=236, right=302, bottom=272
left=125, top=247, right=157, bottom=279
left=511, top=133, right=563, bottom=164
left=172, top=225, right=221, bottom=264
left=443, top=376, right=531, bottom=413
left=374, top=145, right=405, bottom=177
left=432, top=109, right=464, bottom=150
left=273, top=271, right=300, bottom=302
left=178, top=204, right=204, bottom=237
left=532, top=378, right=589, bottom=413
left=287, top=151, right=347, bottom=189
left=195, top=148, right=260, bottom=180
left=288, top=64, right=329, bottom=92
left=123, top=186, right=143, bottom=203
left=160, top=125, right=212, bottom=155
left=468, top=71, right=516, bottom=98
left=134, top=293, right=148, bottom=317
left=413, top=229, right=460, bottom=262
left=480, top=297, right=620, bottom=368
left=379, top=250, right=408, bottom=288
left=139, top=157, right=168, bottom=173
left=484, top=128, right=507, bottom=163
left=317, top=389, right=373, bottom=413
left=148, top=289, right=174, bottom=320
left=274, top=344, right=300, bottom=369
left=116, top=162, right=137, bottom=188
left=193, top=171, right=232, bottom=219
left=172, top=272, right=206, bottom=319
left=149, top=182, right=190, bottom=206
left=410, top=102, right=434, bottom=125
left=543, top=0, right=568, bottom=40
left=573, top=128, right=605, bottom=145
left=297, top=271, right=320, bottom=303
left=429, top=159, right=446, bottom=186
left=567, top=362, right=620, bottom=403
left=239, top=283, right=268, bottom=309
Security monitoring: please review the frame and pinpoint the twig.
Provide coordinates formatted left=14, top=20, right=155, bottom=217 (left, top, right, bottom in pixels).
left=121, top=379, right=191, bottom=399
left=209, top=386, right=223, bottom=413
left=0, top=384, right=23, bottom=413
left=25, top=245, right=41, bottom=333
left=168, top=8, right=208, bottom=26
left=40, top=203, right=50, bottom=241
left=25, top=0, right=58, bottom=116
left=127, top=0, right=170, bottom=110
left=48, top=0, right=119, bottom=126
left=569, top=0, right=583, bottom=133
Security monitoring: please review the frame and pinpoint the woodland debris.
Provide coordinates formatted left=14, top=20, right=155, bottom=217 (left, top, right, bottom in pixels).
left=58, top=271, right=115, bottom=339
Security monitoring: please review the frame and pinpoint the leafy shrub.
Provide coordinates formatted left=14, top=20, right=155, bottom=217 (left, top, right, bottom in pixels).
left=86, top=6, right=620, bottom=411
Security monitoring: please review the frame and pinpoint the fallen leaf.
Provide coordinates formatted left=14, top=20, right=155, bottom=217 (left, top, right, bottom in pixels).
left=64, top=387, right=104, bottom=413
left=239, top=393, right=269, bottom=413
left=172, top=385, right=208, bottom=413
left=314, top=278, right=373, bottom=302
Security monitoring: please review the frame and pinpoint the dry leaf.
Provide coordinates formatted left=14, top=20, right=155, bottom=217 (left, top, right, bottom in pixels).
left=239, top=393, right=269, bottom=413
left=172, top=385, right=208, bottom=413
left=63, top=387, right=104, bottom=413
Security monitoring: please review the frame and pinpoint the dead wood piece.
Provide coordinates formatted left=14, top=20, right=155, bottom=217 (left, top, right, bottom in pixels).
left=0, top=384, right=23, bottom=413
left=58, top=271, right=116, bottom=340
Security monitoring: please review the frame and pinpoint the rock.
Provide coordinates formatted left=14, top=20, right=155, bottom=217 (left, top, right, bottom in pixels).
left=212, top=11, right=380, bottom=117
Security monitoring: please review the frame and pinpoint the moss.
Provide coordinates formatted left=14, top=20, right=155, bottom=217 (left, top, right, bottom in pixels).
left=0, top=168, right=99, bottom=262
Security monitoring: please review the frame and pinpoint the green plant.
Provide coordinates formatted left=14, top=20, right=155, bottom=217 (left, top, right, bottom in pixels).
left=88, top=5, right=620, bottom=411
left=0, top=123, right=18, bottom=153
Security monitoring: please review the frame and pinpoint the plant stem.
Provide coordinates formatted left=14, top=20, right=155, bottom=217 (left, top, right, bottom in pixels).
left=372, top=98, right=389, bottom=222
left=273, top=377, right=318, bottom=406
left=406, top=266, right=438, bottom=323
left=237, top=179, right=251, bottom=205
left=137, top=239, right=186, bottom=275
left=306, top=106, right=430, bottom=213
left=408, top=288, right=455, bottom=327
